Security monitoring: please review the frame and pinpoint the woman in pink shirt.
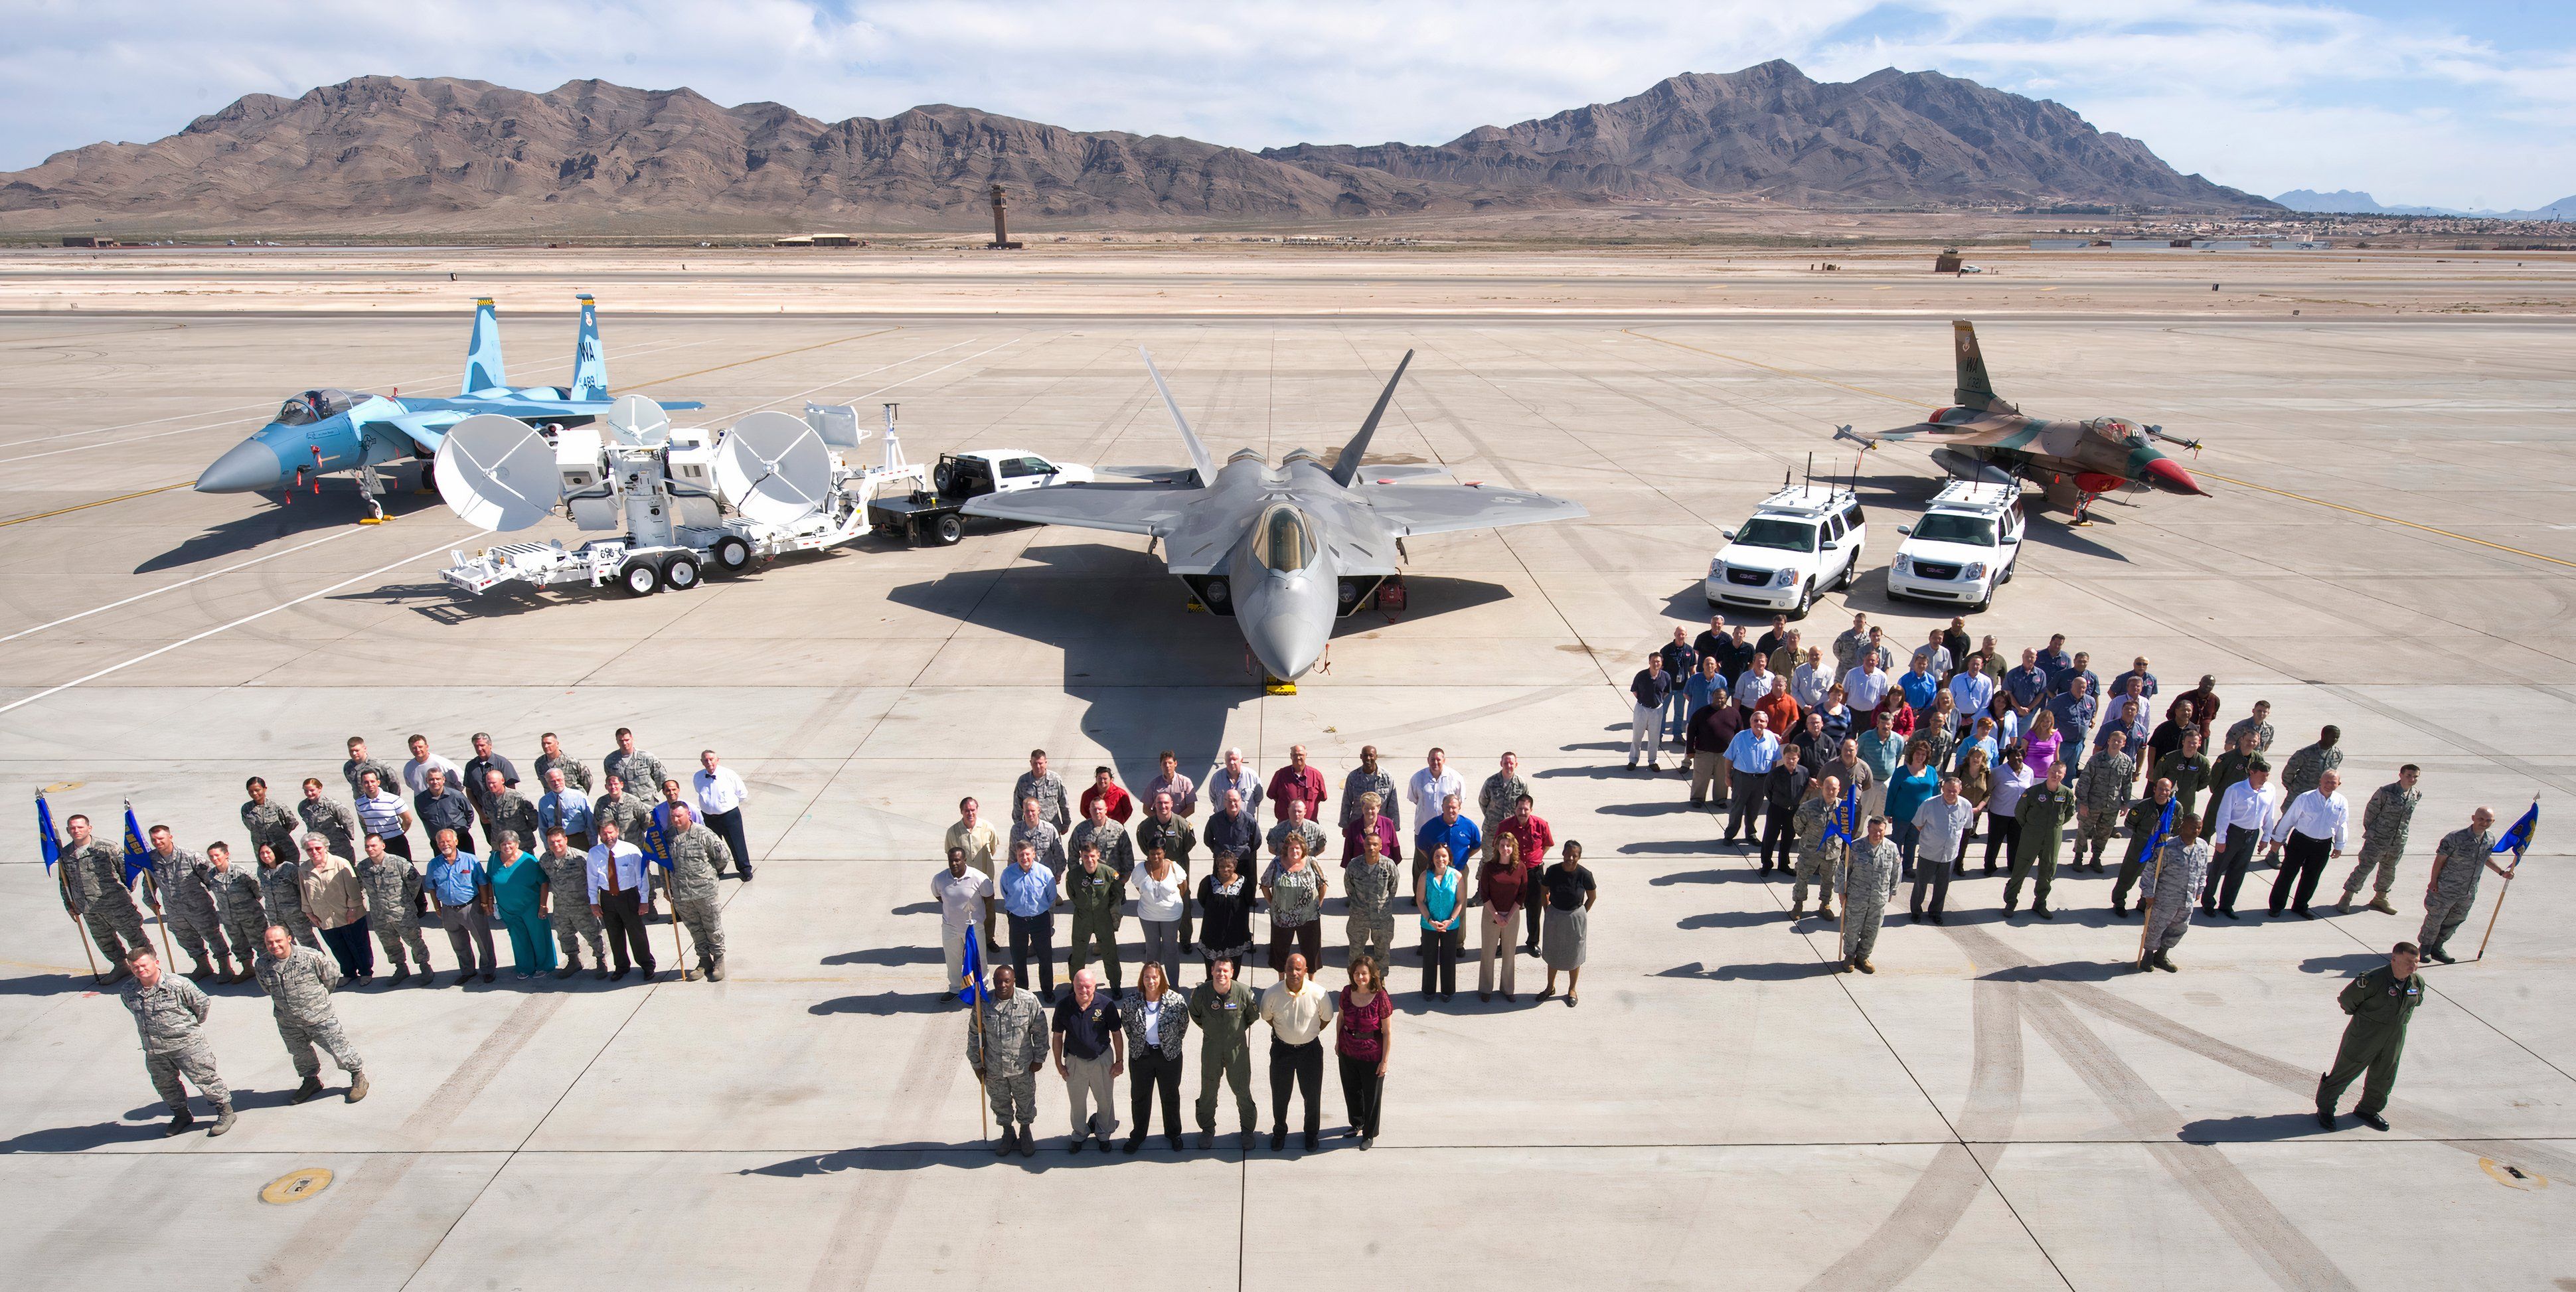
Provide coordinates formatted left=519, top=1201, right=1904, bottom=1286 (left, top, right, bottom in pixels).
left=2024, top=709, right=2063, bottom=783
left=1335, top=957, right=1394, bottom=1148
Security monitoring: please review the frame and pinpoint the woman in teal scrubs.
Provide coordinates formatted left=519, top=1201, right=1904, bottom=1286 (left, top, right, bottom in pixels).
left=485, top=831, right=557, bottom=979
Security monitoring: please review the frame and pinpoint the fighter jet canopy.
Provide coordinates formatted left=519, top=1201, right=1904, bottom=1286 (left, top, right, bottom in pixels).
left=274, top=388, right=358, bottom=426
left=2083, top=416, right=2146, bottom=445
left=1251, top=505, right=1317, bottom=572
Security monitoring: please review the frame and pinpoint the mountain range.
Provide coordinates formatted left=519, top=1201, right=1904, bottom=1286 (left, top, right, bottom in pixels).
left=2273, top=189, right=2576, bottom=220
left=0, top=61, right=2278, bottom=235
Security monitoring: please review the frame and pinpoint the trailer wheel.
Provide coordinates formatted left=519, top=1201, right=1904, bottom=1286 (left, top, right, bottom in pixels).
left=933, top=513, right=965, bottom=546
left=617, top=560, right=662, bottom=597
left=663, top=553, right=702, bottom=591
left=710, top=536, right=752, bottom=573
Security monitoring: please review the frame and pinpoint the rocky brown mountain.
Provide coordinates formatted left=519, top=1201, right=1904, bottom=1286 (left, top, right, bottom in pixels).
left=0, top=62, right=2271, bottom=235
left=1265, top=61, right=2270, bottom=211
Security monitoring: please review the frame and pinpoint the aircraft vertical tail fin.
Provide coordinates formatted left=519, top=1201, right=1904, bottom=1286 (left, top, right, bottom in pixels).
left=1952, top=319, right=2008, bottom=412
left=463, top=298, right=507, bottom=395
left=570, top=293, right=608, bottom=400
left=1330, top=349, right=1413, bottom=487
left=1139, top=348, right=1218, bottom=487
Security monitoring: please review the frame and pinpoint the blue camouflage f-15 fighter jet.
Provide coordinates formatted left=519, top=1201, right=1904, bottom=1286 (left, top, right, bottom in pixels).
left=194, top=295, right=700, bottom=517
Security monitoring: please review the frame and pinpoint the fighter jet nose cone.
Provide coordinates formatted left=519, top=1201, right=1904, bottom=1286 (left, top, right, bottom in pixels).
left=2141, top=456, right=2205, bottom=496
left=197, top=438, right=284, bottom=493
left=1245, top=609, right=1330, bottom=683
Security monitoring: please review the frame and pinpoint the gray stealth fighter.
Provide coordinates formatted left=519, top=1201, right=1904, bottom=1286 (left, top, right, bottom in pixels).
left=963, top=350, right=1587, bottom=683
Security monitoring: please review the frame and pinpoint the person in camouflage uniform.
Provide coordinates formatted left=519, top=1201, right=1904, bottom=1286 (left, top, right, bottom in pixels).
left=2417, top=808, right=2504, bottom=963
left=1064, top=843, right=1125, bottom=991
left=2278, top=726, right=2342, bottom=803
left=238, top=778, right=301, bottom=876
left=534, top=732, right=592, bottom=793
left=602, top=728, right=667, bottom=816
left=2138, top=813, right=2212, bottom=972
left=480, top=770, right=542, bottom=855
left=145, top=825, right=228, bottom=981
left=1264, top=799, right=1327, bottom=863
left=1188, top=957, right=1259, bottom=1149
left=1791, top=777, right=1856, bottom=920
left=1342, top=835, right=1402, bottom=965
left=2225, top=702, right=2275, bottom=756
left=118, top=946, right=234, bottom=1137
left=2008, top=763, right=2079, bottom=918
left=537, top=829, right=607, bottom=979
left=256, top=841, right=321, bottom=948
left=594, top=773, right=652, bottom=848
left=204, top=844, right=266, bottom=983
left=967, top=964, right=1048, bottom=1157
left=659, top=803, right=732, bottom=981
left=58, top=813, right=147, bottom=979
left=341, top=738, right=400, bottom=803
left=253, top=925, right=370, bottom=1105
left=1477, top=753, right=1530, bottom=864
left=296, top=778, right=361, bottom=861
left=1839, top=819, right=1901, bottom=973
left=1068, top=798, right=1136, bottom=880
left=357, top=833, right=434, bottom=984
left=2075, top=732, right=2136, bottom=871
left=2340, top=766, right=2423, bottom=915
left=1010, top=798, right=1065, bottom=871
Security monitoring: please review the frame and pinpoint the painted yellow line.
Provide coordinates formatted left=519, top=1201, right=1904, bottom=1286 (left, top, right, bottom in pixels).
left=1623, top=325, right=2576, bottom=570
left=0, top=480, right=194, bottom=528
left=2195, top=471, right=2576, bottom=569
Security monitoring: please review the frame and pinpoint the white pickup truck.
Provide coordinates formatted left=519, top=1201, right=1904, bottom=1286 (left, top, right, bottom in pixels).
left=868, top=449, right=1097, bottom=544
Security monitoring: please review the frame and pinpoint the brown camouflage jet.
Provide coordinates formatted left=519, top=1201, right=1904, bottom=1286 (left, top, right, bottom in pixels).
left=1835, top=320, right=2206, bottom=524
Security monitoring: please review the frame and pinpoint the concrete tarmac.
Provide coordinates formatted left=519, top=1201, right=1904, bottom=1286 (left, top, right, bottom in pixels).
left=0, top=256, right=2569, bottom=1289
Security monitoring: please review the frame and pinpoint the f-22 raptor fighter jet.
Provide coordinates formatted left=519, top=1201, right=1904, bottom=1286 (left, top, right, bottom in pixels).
left=195, top=295, right=700, bottom=517
left=1834, top=320, right=2206, bottom=524
left=964, top=350, right=1587, bottom=685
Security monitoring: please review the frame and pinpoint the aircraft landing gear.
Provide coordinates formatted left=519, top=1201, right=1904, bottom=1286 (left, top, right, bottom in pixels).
left=2069, top=492, right=2099, bottom=526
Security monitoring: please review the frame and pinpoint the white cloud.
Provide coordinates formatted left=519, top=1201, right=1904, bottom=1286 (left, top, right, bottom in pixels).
left=0, top=0, right=2565, bottom=208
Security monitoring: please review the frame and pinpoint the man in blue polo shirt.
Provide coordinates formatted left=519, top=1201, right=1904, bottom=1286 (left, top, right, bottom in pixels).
left=1414, top=793, right=1481, bottom=884
left=1722, top=711, right=1781, bottom=846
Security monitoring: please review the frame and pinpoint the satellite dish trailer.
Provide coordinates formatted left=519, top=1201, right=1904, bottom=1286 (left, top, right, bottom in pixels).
left=436, top=398, right=927, bottom=596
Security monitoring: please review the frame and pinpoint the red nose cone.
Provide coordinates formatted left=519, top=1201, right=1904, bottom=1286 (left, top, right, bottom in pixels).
left=2142, top=456, right=2205, bottom=496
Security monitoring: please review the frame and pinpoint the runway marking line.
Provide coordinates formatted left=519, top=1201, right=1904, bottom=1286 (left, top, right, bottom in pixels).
left=0, top=525, right=365, bottom=643
left=0, top=480, right=195, bottom=528
left=0, top=529, right=486, bottom=716
left=1620, top=325, right=2576, bottom=572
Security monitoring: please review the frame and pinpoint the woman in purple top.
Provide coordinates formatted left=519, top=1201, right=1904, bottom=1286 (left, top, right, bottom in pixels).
left=1334, top=957, right=1394, bottom=1147
left=2023, top=710, right=2063, bottom=783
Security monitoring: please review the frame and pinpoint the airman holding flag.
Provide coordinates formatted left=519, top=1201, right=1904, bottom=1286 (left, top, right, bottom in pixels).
left=62, top=811, right=147, bottom=981
left=2472, top=799, right=2538, bottom=961
left=2418, top=807, right=2504, bottom=963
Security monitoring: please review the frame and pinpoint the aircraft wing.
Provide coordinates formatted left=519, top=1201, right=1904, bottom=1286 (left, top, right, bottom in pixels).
left=961, top=483, right=1200, bottom=538
left=1354, top=483, right=1587, bottom=538
left=362, top=409, right=467, bottom=451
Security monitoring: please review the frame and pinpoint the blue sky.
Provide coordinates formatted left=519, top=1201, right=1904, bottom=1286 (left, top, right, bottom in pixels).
left=1, top=1, right=2569, bottom=208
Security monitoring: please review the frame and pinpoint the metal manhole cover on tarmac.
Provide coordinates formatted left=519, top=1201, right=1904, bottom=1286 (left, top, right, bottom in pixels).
left=260, top=1167, right=334, bottom=1204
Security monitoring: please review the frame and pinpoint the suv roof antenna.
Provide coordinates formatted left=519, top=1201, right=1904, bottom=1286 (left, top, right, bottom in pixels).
left=1804, top=451, right=1814, bottom=495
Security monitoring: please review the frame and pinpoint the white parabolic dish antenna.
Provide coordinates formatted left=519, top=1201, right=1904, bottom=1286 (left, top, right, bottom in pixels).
left=434, top=414, right=561, bottom=532
left=715, top=410, right=834, bottom=525
left=606, top=393, right=670, bottom=447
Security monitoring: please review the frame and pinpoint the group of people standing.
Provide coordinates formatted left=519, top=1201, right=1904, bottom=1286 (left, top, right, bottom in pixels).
left=75, top=727, right=756, bottom=1138
left=1631, top=611, right=2516, bottom=975
left=939, top=746, right=1603, bottom=1155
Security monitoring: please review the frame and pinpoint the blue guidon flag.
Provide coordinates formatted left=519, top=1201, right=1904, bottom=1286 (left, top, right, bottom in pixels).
left=958, top=931, right=989, bottom=1007
left=2494, top=800, right=2539, bottom=862
left=35, top=793, right=60, bottom=874
left=121, top=803, right=153, bottom=888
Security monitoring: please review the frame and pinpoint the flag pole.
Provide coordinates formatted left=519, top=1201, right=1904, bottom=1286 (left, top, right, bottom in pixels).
left=145, top=872, right=174, bottom=965
left=2476, top=793, right=2539, bottom=962
left=59, top=865, right=102, bottom=983
left=2473, top=872, right=2514, bottom=961
left=2133, top=804, right=2173, bottom=971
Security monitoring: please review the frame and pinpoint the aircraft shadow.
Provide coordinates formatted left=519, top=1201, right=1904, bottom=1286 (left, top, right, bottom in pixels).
left=137, top=485, right=443, bottom=576
left=884, top=539, right=1514, bottom=793
left=1656, top=959, right=1841, bottom=982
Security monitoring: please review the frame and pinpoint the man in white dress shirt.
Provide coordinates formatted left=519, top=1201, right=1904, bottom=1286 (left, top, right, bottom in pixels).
left=584, top=820, right=657, bottom=981
left=692, top=750, right=754, bottom=882
left=2265, top=768, right=2348, bottom=919
left=1405, top=747, right=1466, bottom=845
left=2202, top=758, right=2280, bottom=918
